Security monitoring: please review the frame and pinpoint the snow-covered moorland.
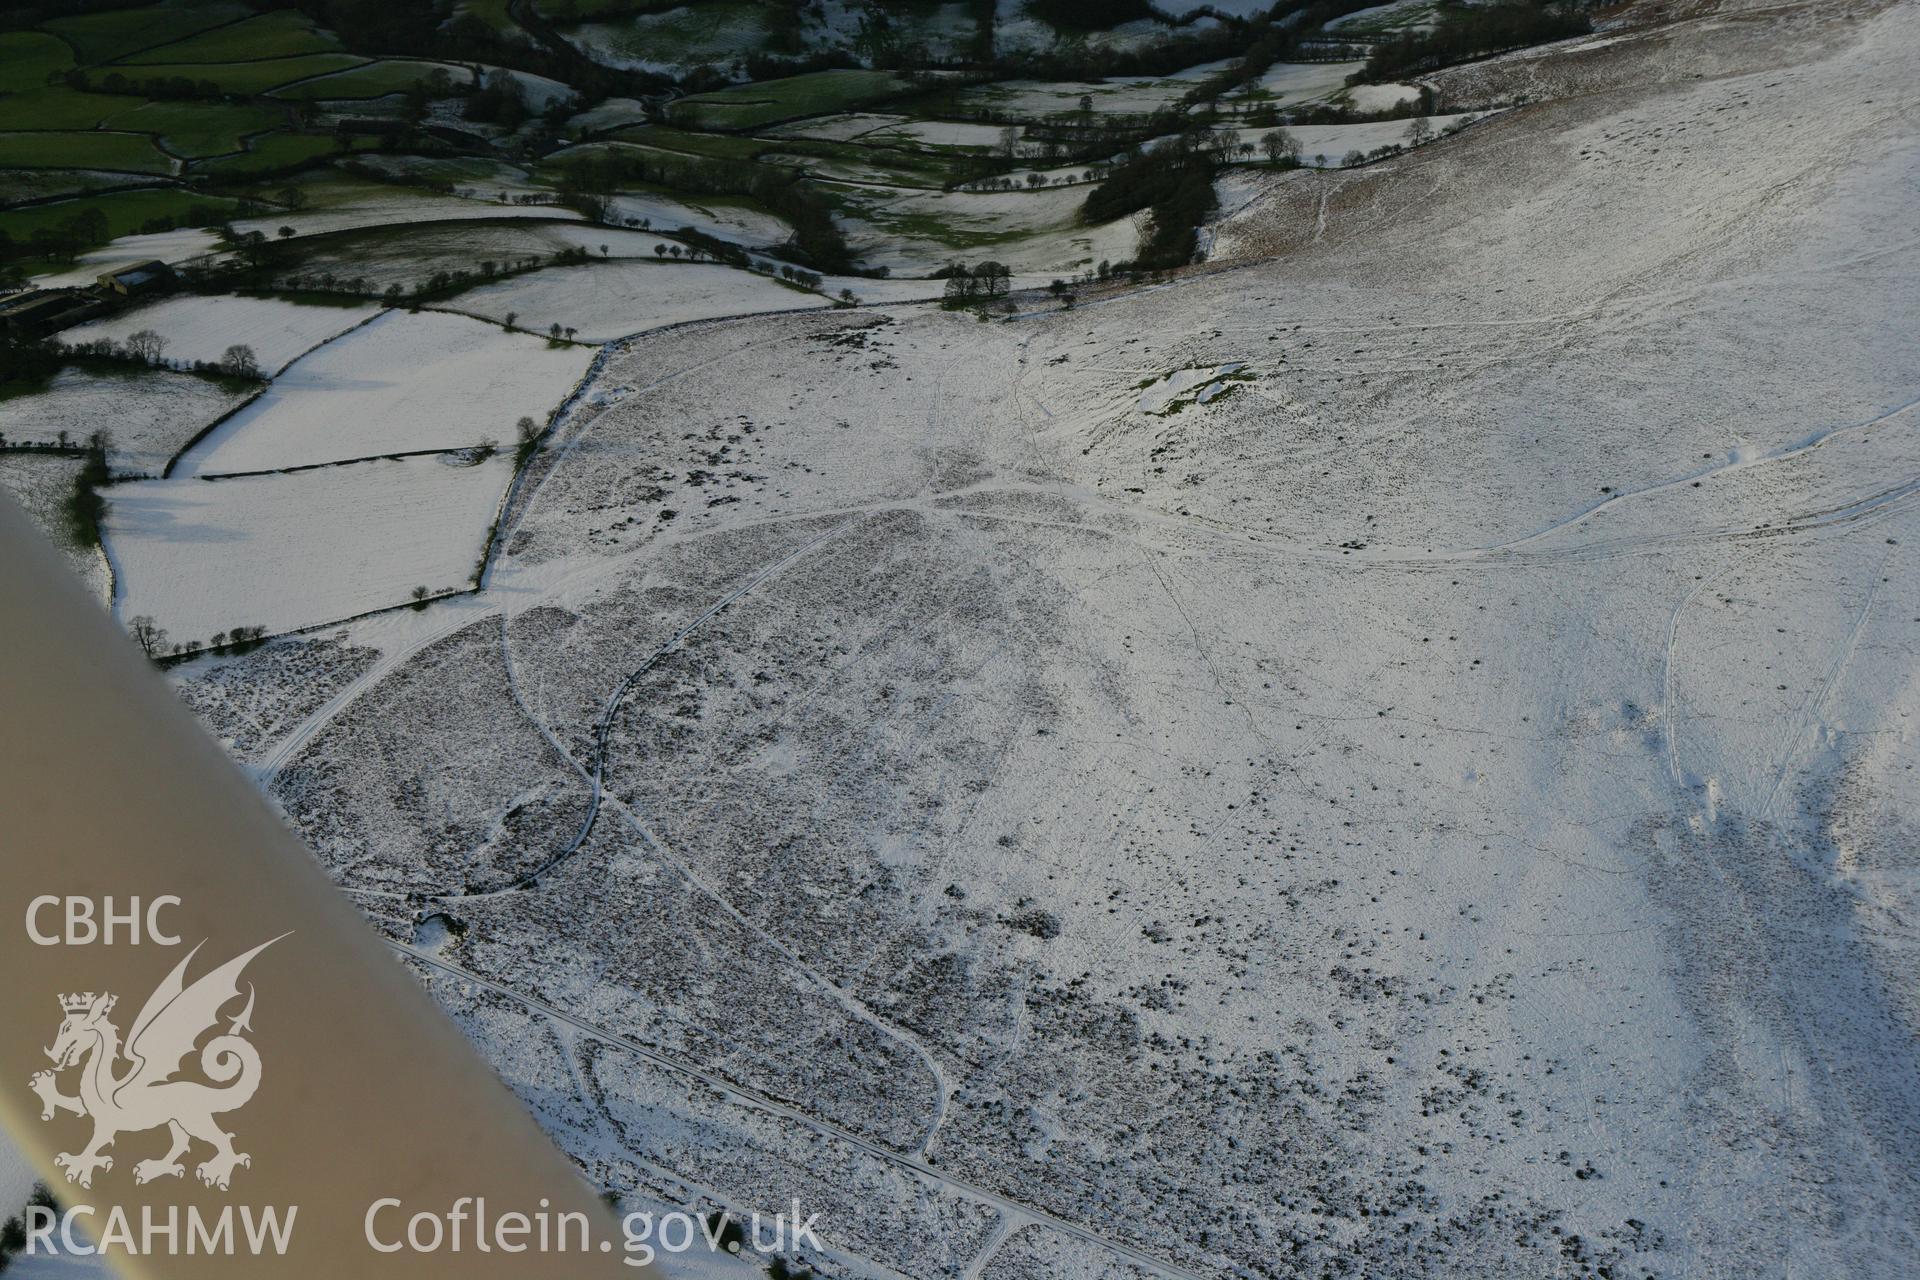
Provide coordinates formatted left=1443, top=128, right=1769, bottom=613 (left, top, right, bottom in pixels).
left=5, top=0, right=1915, bottom=1275
left=152, top=1, right=1920, bottom=1273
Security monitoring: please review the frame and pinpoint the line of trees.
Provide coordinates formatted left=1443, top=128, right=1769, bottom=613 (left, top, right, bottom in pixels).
left=128, top=617, right=269, bottom=664
left=51, top=331, right=265, bottom=383
left=61, top=68, right=229, bottom=101
left=938, top=260, right=1012, bottom=307
left=63, top=432, right=110, bottom=551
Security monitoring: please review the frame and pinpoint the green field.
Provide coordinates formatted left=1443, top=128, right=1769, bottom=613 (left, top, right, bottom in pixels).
left=121, top=9, right=341, bottom=64
left=42, top=3, right=250, bottom=65
left=0, top=86, right=285, bottom=160
left=117, top=53, right=367, bottom=95
left=273, top=59, right=471, bottom=100
left=612, top=125, right=770, bottom=163
left=259, top=169, right=509, bottom=218
left=0, top=186, right=241, bottom=245
left=198, top=132, right=363, bottom=175
left=0, top=131, right=171, bottom=174
left=533, top=140, right=635, bottom=175
left=0, top=87, right=142, bottom=131
left=668, top=70, right=914, bottom=131
left=0, top=32, right=76, bottom=93
left=102, top=99, right=285, bottom=158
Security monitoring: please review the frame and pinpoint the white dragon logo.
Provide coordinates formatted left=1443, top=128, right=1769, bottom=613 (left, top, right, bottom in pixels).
left=29, top=935, right=285, bottom=1191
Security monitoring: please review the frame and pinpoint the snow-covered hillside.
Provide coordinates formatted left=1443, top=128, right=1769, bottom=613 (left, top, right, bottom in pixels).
left=30, top=0, right=1916, bottom=1274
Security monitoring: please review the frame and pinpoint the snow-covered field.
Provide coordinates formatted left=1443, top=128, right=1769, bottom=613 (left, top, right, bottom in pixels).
left=840, top=182, right=1140, bottom=277
left=0, top=367, right=252, bottom=476
left=439, top=260, right=831, bottom=342
left=817, top=274, right=949, bottom=304
left=345, top=154, right=556, bottom=204
left=600, top=189, right=793, bottom=248
left=230, top=186, right=582, bottom=240
left=265, top=220, right=673, bottom=294
left=1282, top=111, right=1488, bottom=164
left=63, top=294, right=380, bottom=375
left=949, top=74, right=1200, bottom=120
left=1345, top=80, right=1421, bottom=111
left=180, top=309, right=594, bottom=475
left=853, top=119, right=1010, bottom=150
left=567, top=96, right=651, bottom=134
left=109, top=452, right=515, bottom=642
left=542, top=224, right=681, bottom=257
left=764, top=111, right=906, bottom=143
left=485, top=66, right=576, bottom=112
left=1230, top=59, right=1369, bottom=103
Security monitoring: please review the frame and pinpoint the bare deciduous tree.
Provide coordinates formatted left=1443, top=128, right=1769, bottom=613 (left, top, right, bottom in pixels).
left=219, top=344, right=260, bottom=379
left=1261, top=128, right=1300, bottom=164
left=127, top=615, right=166, bottom=659
left=123, top=330, right=166, bottom=365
